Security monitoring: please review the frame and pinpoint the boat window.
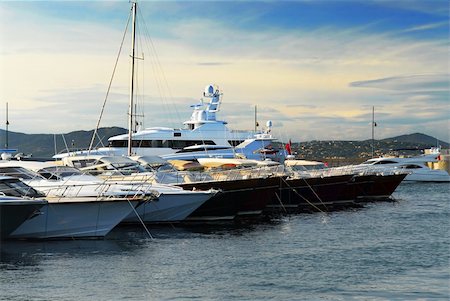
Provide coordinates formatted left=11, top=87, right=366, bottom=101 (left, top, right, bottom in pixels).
left=401, top=164, right=422, bottom=169
left=228, top=140, right=245, bottom=147
left=109, top=139, right=216, bottom=149
left=110, top=163, right=146, bottom=175
left=174, top=132, right=181, bottom=137
left=0, top=179, right=44, bottom=198
left=70, top=159, right=98, bottom=169
left=152, top=140, right=163, bottom=148
left=176, top=146, right=231, bottom=153
left=162, top=140, right=173, bottom=148
left=155, top=164, right=175, bottom=172
left=0, top=181, right=23, bottom=197
left=109, top=140, right=127, bottom=147
left=0, top=167, right=43, bottom=180
left=373, top=160, right=398, bottom=165
left=133, top=140, right=148, bottom=147
left=291, top=164, right=326, bottom=171
left=38, top=166, right=82, bottom=180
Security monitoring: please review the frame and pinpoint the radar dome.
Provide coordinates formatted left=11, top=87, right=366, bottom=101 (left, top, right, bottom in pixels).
left=204, top=85, right=215, bottom=96
left=266, top=120, right=273, bottom=128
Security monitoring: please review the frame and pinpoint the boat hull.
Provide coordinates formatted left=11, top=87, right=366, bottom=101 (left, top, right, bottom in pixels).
left=0, top=198, right=47, bottom=240
left=122, top=191, right=213, bottom=223
left=178, top=177, right=281, bottom=221
left=9, top=200, right=140, bottom=239
left=267, top=175, right=354, bottom=213
left=355, top=173, right=407, bottom=201
left=404, top=171, right=450, bottom=182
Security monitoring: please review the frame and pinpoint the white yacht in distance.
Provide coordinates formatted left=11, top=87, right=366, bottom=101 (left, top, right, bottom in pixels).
left=356, top=150, right=450, bottom=182
left=53, top=85, right=282, bottom=161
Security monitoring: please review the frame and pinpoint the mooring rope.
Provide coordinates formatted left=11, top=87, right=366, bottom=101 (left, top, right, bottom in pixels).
left=127, top=199, right=154, bottom=240
left=280, top=177, right=327, bottom=213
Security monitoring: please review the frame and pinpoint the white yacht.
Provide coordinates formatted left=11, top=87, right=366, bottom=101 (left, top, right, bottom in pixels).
left=0, top=161, right=150, bottom=239
left=53, top=85, right=282, bottom=161
left=58, top=155, right=217, bottom=223
left=356, top=151, right=450, bottom=182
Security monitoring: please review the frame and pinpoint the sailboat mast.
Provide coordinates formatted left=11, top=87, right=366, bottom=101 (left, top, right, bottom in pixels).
left=127, top=1, right=137, bottom=156
left=371, top=106, right=374, bottom=158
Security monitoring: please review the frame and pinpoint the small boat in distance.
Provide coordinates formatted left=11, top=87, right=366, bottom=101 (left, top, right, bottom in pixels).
left=356, top=150, right=450, bottom=182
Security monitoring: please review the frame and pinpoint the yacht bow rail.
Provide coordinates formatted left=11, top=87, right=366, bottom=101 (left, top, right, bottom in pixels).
left=287, top=164, right=410, bottom=179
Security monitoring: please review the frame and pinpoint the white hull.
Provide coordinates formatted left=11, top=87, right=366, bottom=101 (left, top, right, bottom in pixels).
left=10, top=200, right=140, bottom=239
left=123, top=191, right=213, bottom=223
left=404, top=171, right=450, bottom=182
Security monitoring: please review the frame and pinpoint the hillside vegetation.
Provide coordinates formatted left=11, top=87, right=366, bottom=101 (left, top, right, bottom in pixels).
left=0, top=128, right=447, bottom=159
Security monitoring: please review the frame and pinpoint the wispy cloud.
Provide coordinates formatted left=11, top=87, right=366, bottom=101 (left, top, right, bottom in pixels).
left=350, top=74, right=449, bottom=92
left=402, top=21, right=448, bottom=32
left=0, top=1, right=448, bottom=143
left=196, top=62, right=231, bottom=66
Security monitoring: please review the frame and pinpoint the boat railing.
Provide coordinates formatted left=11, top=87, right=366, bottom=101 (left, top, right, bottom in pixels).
left=26, top=180, right=155, bottom=202
left=180, top=164, right=289, bottom=183
left=0, top=166, right=157, bottom=201
left=288, top=164, right=410, bottom=179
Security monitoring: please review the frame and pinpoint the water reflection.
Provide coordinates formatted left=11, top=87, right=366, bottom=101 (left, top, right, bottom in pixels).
left=0, top=217, right=286, bottom=267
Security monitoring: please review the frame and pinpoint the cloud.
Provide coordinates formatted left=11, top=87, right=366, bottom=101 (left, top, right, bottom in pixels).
left=1, top=1, right=448, bottom=143
left=368, top=0, right=449, bottom=16
left=350, top=73, right=449, bottom=92
left=402, top=21, right=448, bottom=32
left=197, top=62, right=231, bottom=66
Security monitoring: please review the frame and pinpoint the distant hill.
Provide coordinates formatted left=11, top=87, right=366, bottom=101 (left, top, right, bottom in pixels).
left=380, top=133, right=448, bottom=148
left=291, top=133, right=448, bottom=161
left=0, top=127, right=127, bottom=158
left=0, top=128, right=447, bottom=159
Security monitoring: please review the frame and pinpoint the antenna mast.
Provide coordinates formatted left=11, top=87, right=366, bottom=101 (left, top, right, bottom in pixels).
left=5, top=102, right=9, bottom=149
left=127, top=1, right=137, bottom=156
left=254, top=105, right=257, bottom=132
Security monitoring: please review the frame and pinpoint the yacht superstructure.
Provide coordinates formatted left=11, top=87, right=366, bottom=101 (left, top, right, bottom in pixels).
left=53, top=85, right=281, bottom=161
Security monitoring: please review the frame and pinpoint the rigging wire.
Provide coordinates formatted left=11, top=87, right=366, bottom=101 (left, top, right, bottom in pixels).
left=88, top=6, right=132, bottom=153
left=137, top=7, right=182, bottom=127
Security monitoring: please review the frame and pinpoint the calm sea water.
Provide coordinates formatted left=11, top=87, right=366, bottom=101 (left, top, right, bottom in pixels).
left=1, top=183, right=449, bottom=301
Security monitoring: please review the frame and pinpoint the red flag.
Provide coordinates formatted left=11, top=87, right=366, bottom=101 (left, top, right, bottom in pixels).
left=285, top=139, right=292, bottom=155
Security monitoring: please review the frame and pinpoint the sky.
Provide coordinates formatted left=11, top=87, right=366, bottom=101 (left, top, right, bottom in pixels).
left=0, top=0, right=449, bottom=143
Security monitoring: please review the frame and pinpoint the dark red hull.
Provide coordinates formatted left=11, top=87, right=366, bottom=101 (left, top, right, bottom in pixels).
left=177, top=176, right=281, bottom=221
left=266, top=174, right=354, bottom=213
left=354, top=173, right=407, bottom=201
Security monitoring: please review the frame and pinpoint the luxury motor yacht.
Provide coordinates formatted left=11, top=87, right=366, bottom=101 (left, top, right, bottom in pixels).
left=53, top=85, right=283, bottom=162
left=356, top=151, right=450, bottom=182
left=276, top=158, right=408, bottom=211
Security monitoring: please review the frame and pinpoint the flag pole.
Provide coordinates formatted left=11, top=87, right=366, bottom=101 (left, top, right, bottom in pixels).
left=5, top=102, right=9, bottom=149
